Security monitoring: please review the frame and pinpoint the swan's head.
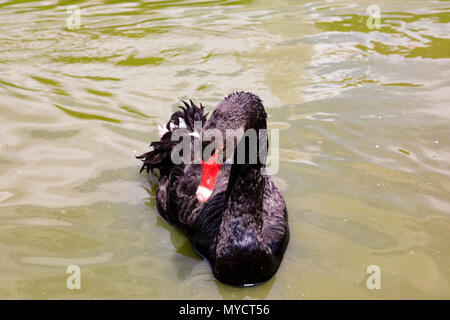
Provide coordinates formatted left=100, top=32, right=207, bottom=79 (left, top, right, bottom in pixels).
left=196, top=92, right=268, bottom=203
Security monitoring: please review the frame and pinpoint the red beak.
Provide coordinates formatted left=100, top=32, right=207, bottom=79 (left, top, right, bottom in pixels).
left=196, top=151, right=221, bottom=203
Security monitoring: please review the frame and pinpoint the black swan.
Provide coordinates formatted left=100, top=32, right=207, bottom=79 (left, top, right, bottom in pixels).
left=138, top=92, right=289, bottom=286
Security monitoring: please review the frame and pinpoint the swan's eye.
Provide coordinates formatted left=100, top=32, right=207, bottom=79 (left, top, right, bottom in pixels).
left=201, top=140, right=216, bottom=160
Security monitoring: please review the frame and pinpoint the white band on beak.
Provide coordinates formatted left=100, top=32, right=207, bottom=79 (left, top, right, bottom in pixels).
left=196, top=186, right=212, bottom=203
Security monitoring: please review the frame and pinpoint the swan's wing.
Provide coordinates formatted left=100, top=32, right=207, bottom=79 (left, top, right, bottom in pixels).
left=261, top=176, right=289, bottom=257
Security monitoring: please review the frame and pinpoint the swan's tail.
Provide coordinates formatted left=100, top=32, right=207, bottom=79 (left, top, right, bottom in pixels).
left=137, top=100, right=207, bottom=175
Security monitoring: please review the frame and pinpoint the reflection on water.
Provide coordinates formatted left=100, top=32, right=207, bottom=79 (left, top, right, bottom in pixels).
left=0, top=0, right=449, bottom=299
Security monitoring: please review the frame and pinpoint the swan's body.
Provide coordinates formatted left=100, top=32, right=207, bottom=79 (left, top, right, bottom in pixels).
left=138, top=92, right=289, bottom=286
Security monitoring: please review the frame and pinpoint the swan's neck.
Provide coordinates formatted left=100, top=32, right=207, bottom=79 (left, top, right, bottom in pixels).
left=225, top=164, right=265, bottom=216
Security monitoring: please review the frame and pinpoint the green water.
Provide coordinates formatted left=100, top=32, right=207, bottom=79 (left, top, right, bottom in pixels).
left=0, top=0, right=449, bottom=299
